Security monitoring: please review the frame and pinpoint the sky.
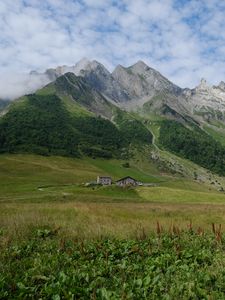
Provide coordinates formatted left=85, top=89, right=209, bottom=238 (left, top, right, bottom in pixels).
left=1, top=0, right=225, bottom=99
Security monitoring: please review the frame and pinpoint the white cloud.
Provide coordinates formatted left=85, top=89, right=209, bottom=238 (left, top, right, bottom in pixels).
left=0, top=73, right=51, bottom=100
left=1, top=0, right=225, bottom=99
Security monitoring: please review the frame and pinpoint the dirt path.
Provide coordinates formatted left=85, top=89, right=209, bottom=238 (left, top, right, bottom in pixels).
left=151, top=129, right=160, bottom=151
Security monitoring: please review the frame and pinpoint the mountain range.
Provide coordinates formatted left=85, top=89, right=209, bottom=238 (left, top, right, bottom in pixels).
left=1, top=59, right=225, bottom=180
left=2, top=58, right=225, bottom=122
left=15, top=59, right=225, bottom=118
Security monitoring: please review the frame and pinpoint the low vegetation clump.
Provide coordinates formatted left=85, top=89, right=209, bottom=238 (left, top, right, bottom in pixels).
left=1, top=227, right=225, bottom=299
left=159, top=120, right=225, bottom=176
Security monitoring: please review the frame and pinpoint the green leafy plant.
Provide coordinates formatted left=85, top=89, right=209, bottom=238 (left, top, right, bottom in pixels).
left=1, top=229, right=225, bottom=299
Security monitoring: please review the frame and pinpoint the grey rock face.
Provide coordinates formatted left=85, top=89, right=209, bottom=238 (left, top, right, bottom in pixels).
left=53, top=72, right=116, bottom=119
left=7, top=58, right=225, bottom=123
left=182, top=79, right=225, bottom=120
left=25, top=59, right=184, bottom=111
left=41, top=59, right=186, bottom=117
left=42, top=59, right=182, bottom=106
left=43, top=59, right=130, bottom=103
left=218, top=81, right=225, bottom=90
left=78, top=60, right=131, bottom=103
left=111, top=61, right=182, bottom=110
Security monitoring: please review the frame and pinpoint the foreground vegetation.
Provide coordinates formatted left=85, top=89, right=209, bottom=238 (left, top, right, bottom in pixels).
left=2, top=228, right=225, bottom=299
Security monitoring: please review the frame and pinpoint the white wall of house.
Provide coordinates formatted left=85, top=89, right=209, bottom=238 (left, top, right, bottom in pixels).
left=97, top=176, right=112, bottom=185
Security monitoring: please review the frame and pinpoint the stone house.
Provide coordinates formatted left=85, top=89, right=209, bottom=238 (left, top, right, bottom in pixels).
left=115, top=176, right=138, bottom=187
left=97, top=176, right=112, bottom=185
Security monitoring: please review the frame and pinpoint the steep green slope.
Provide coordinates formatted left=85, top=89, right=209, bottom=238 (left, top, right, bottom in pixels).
left=0, top=73, right=153, bottom=158
left=114, top=110, right=152, bottom=144
left=48, top=72, right=116, bottom=119
left=159, top=120, right=225, bottom=176
left=203, top=122, right=225, bottom=147
left=0, top=94, right=80, bottom=156
left=0, top=94, right=125, bottom=158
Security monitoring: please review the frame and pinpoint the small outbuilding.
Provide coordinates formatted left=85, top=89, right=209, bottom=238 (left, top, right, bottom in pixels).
left=116, top=176, right=139, bottom=187
left=97, top=176, right=112, bottom=185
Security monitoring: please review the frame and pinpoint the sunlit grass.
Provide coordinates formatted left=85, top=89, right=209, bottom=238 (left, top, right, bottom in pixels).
left=1, top=153, right=225, bottom=243
left=137, top=186, right=225, bottom=203
left=1, top=201, right=225, bottom=242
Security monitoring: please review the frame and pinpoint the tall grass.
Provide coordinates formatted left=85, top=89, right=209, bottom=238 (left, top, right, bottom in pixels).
left=1, top=202, right=225, bottom=243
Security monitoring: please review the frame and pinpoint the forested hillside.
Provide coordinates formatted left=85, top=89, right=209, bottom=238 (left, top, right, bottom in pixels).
left=159, top=120, right=225, bottom=175
left=0, top=94, right=152, bottom=158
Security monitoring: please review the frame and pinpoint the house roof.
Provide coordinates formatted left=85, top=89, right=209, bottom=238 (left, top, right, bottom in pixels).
left=98, top=176, right=111, bottom=179
left=116, top=176, right=138, bottom=182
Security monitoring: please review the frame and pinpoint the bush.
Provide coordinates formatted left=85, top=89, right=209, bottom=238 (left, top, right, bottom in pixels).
left=122, top=162, right=130, bottom=168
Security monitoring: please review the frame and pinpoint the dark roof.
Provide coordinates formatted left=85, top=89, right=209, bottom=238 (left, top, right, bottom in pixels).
left=116, top=176, right=138, bottom=182
left=98, top=176, right=111, bottom=179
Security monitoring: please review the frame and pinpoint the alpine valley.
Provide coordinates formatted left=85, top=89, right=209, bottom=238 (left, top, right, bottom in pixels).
left=3, top=59, right=225, bottom=300
left=1, top=58, right=225, bottom=187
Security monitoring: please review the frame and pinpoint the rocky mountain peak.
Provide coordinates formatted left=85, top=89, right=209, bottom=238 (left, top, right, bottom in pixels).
left=218, top=81, right=225, bottom=90
left=182, top=78, right=225, bottom=121
left=72, top=60, right=130, bottom=103
left=112, top=60, right=181, bottom=106
left=112, top=60, right=151, bottom=76
left=79, top=60, right=111, bottom=76
left=201, top=78, right=207, bottom=85
left=197, top=78, right=209, bottom=90
left=74, top=57, right=90, bottom=73
left=44, top=58, right=95, bottom=80
left=111, top=64, right=125, bottom=74
left=134, top=60, right=148, bottom=67
left=129, top=60, right=150, bottom=73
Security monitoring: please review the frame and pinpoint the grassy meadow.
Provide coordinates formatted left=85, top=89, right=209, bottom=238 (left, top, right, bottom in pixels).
left=2, top=154, right=225, bottom=298
left=1, top=153, right=225, bottom=240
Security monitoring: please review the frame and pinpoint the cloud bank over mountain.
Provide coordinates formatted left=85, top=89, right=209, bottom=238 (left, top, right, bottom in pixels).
left=1, top=0, right=225, bottom=99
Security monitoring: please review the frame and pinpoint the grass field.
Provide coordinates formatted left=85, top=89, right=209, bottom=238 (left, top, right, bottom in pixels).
left=2, top=154, right=225, bottom=298
left=1, top=153, right=225, bottom=240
